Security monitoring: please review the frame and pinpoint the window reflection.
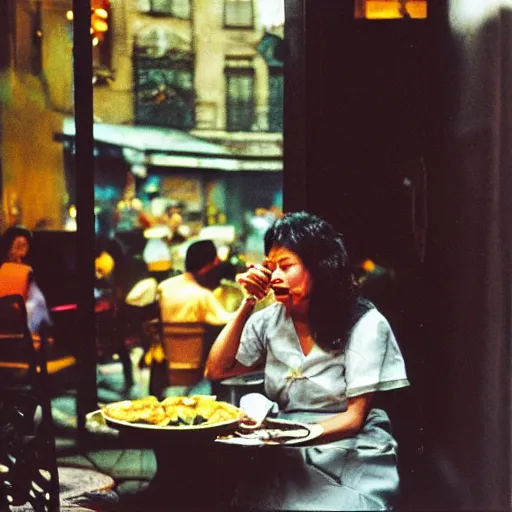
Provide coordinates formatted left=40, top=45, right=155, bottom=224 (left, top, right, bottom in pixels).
left=1, top=0, right=284, bottom=263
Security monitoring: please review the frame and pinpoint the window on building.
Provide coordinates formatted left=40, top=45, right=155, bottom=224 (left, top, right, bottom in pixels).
left=225, top=66, right=255, bottom=132
left=137, top=0, right=191, bottom=19
left=268, top=69, right=283, bottom=133
left=224, top=0, right=254, bottom=29
left=354, top=0, right=427, bottom=19
left=134, top=55, right=195, bottom=129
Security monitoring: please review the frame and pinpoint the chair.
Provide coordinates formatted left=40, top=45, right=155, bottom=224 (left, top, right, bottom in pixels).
left=0, top=294, right=60, bottom=511
left=1, top=302, right=77, bottom=398
left=146, top=321, right=223, bottom=396
left=159, top=322, right=207, bottom=387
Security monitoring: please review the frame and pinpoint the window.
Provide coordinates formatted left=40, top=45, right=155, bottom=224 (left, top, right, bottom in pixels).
left=134, top=56, right=195, bottom=129
left=137, top=0, right=191, bottom=19
left=224, top=0, right=254, bottom=29
left=354, top=0, right=427, bottom=19
left=268, top=69, right=283, bottom=133
left=225, top=66, right=255, bottom=132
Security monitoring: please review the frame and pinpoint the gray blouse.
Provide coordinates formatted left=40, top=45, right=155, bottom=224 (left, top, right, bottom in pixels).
left=236, top=303, right=410, bottom=414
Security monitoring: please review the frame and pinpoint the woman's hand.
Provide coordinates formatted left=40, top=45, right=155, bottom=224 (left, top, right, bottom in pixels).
left=236, top=264, right=272, bottom=301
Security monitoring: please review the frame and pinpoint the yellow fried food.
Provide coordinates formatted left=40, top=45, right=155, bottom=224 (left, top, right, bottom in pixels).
left=103, top=395, right=243, bottom=427
left=103, top=396, right=168, bottom=426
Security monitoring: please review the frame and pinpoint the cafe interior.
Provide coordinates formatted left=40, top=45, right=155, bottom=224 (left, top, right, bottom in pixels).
left=1, top=0, right=511, bottom=511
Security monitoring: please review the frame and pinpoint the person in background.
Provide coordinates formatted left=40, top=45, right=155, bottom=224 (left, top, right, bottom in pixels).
left=94, top=210, right=136, bottom=390
left=157, top=239, right=231, bottom=325
left=161, top=202, right=188, bottom=247
left=138, top=240, right=231, bottom=396
left=115, top=175, right=151, bottom=232
left=144, top=184, right=168, bottom=226
left=142, top=224, right=181, bottom=282
left=205, top=211, right=409, bottom=511
left=0, top=226, right=51, bottom=334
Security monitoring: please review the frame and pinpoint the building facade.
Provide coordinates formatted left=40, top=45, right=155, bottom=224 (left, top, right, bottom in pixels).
left=0, top=0, right=284, bottom=231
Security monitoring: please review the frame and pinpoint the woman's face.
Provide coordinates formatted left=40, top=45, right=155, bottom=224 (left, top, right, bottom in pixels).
left=8, top=235, right=30, bottom=263
left=266, top=246, right=312, bottom=309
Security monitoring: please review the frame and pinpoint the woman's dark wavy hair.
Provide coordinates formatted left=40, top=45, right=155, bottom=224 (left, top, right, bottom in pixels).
left=264, top=211, right=372, bottom=353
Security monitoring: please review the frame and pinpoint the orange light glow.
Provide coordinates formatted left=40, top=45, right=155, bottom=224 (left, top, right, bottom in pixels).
left=362, top=259, right=376, bottom=272
left=95, top=8, right=109, bottom=19
left=92, top=17, right=109, bottom=32
left=356, top=0, right=427, bottom=20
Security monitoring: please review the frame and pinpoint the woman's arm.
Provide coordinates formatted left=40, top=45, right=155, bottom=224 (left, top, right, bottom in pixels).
left=204, top=297, right=258, bottom=380
left=316, top=393, right=374, bottom=443
left=205, top=263, right=271, bottom=380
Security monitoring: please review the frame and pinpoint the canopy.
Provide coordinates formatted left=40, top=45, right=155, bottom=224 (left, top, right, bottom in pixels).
left=56, top=119, right=282, bottom=172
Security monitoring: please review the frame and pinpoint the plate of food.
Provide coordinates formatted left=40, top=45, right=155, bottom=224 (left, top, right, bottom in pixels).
left=216, top=417, right=324, bottom=447
left=98, top=395, right=246, bottom=440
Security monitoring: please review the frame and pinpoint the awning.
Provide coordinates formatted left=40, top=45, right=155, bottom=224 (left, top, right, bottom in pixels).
left=55, top=119, right=283, bottom=172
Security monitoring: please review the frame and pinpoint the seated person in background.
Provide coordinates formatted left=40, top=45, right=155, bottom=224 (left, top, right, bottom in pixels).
left=0, top=226, right=51, bottom=334
left=205, top=212, right=410, bottom=511
left=142, top=225, right=182, bottom=283
left=144, top=240, right=232, bottom=396
left=157, top=240, right=232, bottom=325
left=162, top=202, right=188, bottom=247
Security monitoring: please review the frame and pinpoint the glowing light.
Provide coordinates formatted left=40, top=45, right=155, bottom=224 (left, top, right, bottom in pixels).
left=95, top=8, right=108, bottom=18
left=69, top=205, right=77, bottom=219
left=356, top=0, right=427, bottom=19
left=66, top=10, right=74, bottom=21
left=92, top=36, right=99, bottom=46
left=362, top=259, right=376, bottom=272
left=92, top=18, right=108, bottom=32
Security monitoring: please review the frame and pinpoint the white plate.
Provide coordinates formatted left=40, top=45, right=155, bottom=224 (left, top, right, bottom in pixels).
left=101, top=409, right=241, bottom=431
left=94, top=398, right=244, bottom=439
left=216, top=417, right=324, bottom=447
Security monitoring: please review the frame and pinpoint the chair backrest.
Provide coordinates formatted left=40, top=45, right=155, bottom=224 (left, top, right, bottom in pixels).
left=0, top=391, right=61, bottom=511
left=0, top=294, right=40, bottom=388
left=160, top=322, right=206, bottom=371
left=0, top=295, right=60, bottom=511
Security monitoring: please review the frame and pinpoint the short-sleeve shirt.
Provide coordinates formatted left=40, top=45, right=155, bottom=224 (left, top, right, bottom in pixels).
left=157, top=273, right=232, bottom=325
left=236, top=303, right=409, bottom=413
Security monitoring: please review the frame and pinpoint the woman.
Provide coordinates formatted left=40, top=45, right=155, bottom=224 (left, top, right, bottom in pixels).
left=205, top=211, right=409, bottom=510
left=0, top=226, right=51, bottom=334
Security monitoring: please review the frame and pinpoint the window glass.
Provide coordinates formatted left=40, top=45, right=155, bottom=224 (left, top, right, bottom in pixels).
left=224, top=0, right=254, bottom=28
left=137, top=0, right=191, bottom=18
left=268, top=70, right=283, bottom=133
left=225, top=67, right=255, bottom=132
left=134, top=56, right=195, bottom=129
left=2, top=0, right=285, bottom=406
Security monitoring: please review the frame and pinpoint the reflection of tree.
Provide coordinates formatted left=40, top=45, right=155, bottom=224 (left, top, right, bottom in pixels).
left=135, top=57, right=195, bottom=128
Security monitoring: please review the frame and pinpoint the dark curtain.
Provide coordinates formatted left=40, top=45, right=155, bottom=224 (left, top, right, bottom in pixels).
left=424, top=4, right=512, bottom=509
